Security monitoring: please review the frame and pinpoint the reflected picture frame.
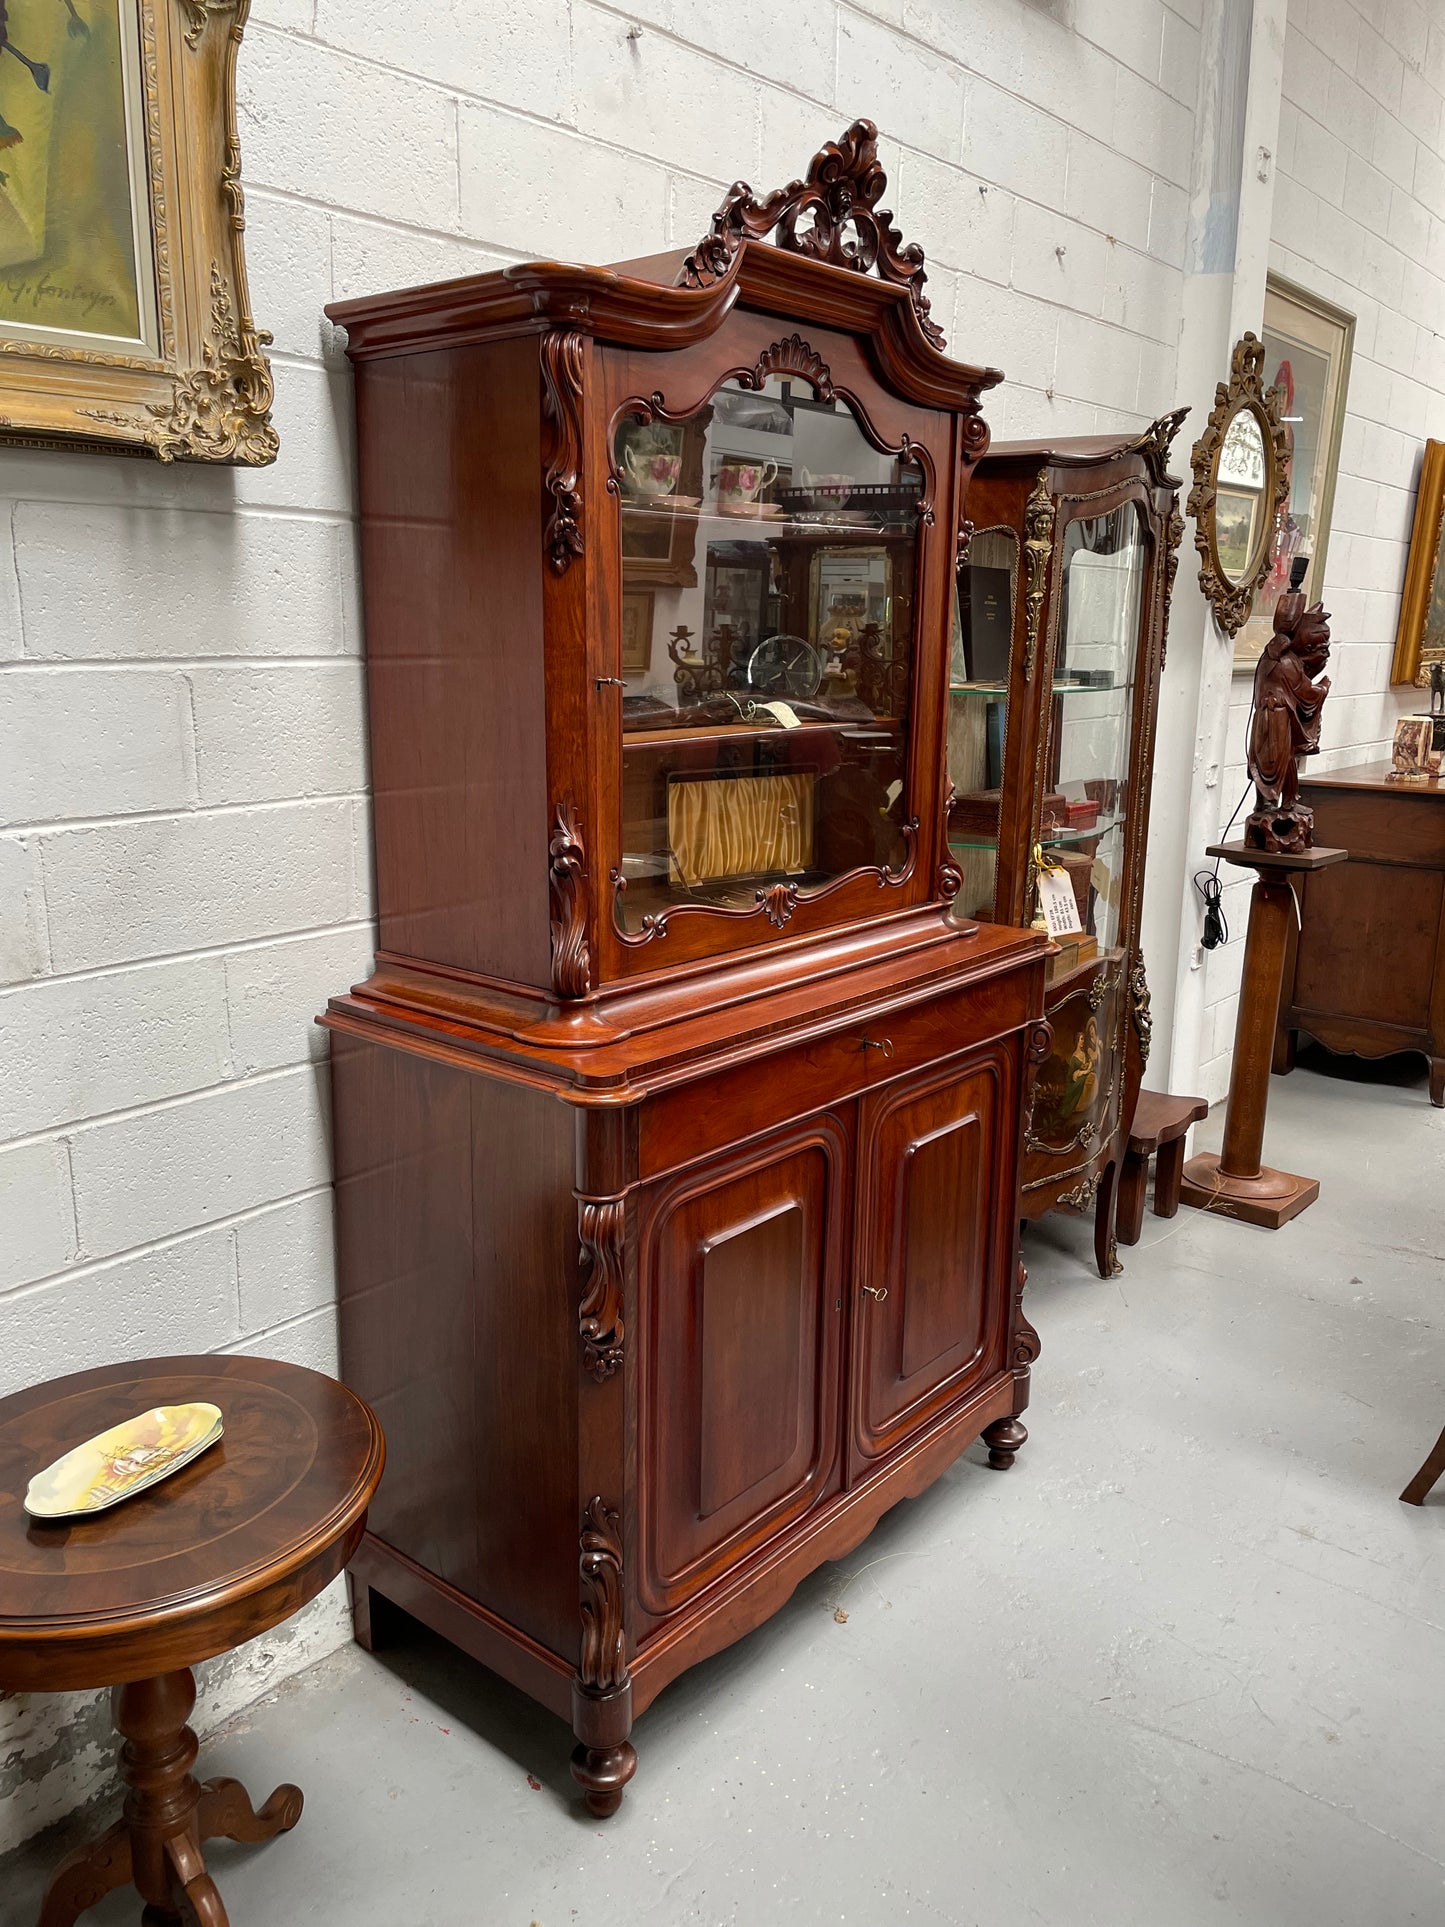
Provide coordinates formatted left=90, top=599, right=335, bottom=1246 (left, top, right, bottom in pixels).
left=1234, top=276, right=1354, bottom=672
left=0, top=0, right=275, bottom=465
left=1391, top=438, right=1445, bottom=690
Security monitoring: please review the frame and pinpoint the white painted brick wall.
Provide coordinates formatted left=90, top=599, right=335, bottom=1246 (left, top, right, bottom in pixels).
left=1197, top=0, right=1445, bottom=1103
left=0, top=0, right=1204, bottom=1856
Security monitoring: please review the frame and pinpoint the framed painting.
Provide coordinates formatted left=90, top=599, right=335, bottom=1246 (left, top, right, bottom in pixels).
left=0, top=0, right=274, bottom=463
left=1391, top=439, right=1445, bottom=690
left=1234, top=277, right=1353, bottom=670
left=620, top=588, right=655, bottom=673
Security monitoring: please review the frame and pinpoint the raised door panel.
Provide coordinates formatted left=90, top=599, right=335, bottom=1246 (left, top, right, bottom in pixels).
left=852, top=1050, right=1010, bottom=1470
left=636, top=1115, right=847, bottom=1618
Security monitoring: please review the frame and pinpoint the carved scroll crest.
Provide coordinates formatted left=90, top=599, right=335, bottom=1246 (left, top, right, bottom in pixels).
left=579, top=1496, right=628, bottom=1693
left=541, top=330, right=586, bottom=575
left=1129, top=405, right=1189, bottom=489
left=1129, top=957, right=1153, bottom=1068
left=1022, top=470, right=1055, bottom=680
left=549, top=802, right=592, bottom=1000
left=678, top=118, right=947, bottom=351
left=578, top=1198, right=625, bottom=1381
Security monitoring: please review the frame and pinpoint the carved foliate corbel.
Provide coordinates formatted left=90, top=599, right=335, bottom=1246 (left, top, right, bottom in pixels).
left=1013, top=1257, right=1041, bottom=1368
left=549, top=803, right=592, bottom=1000
left=541, top=330, right=586, bottom=575
left=578, top=1198, right=625, bottom=1381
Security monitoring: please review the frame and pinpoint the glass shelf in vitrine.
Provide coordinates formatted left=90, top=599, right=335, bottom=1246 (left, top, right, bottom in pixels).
left=1036, top=501, right=1145, bottom=978
left=946, top=525, right=1019, bottom=922
left=613, top=374, right=923, bottom=933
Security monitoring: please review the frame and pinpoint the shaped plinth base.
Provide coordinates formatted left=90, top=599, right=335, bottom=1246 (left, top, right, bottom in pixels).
left=1178, top=1153, right=1320, bottom=1229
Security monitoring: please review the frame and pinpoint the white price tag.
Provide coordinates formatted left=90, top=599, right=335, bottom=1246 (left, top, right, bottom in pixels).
left=1037, top=864, right=1084, bottom=937
left=759, top=700, right=803, bottom=729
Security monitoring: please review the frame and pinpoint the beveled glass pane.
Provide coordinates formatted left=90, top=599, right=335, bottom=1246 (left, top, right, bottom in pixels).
left=614, top=376, right=922, bottom=934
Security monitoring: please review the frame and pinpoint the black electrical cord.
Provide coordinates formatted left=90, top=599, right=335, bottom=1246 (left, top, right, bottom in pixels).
left=1193, top=779, right=1252, bottom=949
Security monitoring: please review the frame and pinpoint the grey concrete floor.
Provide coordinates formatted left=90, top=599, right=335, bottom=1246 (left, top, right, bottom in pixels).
left=5, top=1052, right=1443, bottom=1926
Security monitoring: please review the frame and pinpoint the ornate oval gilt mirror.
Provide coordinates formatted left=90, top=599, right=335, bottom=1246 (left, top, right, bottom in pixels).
left=1187, top=333, right=1290, bottom=636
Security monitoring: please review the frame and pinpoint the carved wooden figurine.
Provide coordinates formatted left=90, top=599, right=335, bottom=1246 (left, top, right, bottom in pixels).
left=1244, top=575, right=1332, bottom=855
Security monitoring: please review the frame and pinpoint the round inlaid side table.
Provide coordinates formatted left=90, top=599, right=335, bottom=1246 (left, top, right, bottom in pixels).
left=0, top=1355, right=385, bottom=1927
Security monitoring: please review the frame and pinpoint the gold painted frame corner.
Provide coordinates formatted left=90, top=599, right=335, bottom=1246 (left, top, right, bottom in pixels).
left=1391, top=438, right=1445, bottom=688
left=0, top=0, right=276, bottom=465
left=1186, top=331, right=1289, bottom=639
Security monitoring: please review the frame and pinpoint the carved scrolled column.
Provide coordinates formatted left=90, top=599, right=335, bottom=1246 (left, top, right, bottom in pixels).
left=571, top=1496, right=636, bottom=1817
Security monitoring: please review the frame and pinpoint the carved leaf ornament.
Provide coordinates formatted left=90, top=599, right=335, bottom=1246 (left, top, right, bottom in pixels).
left=678, top=118, right=948, bottom=351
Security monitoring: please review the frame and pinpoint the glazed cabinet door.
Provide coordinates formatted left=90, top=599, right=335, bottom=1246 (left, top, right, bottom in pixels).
left=634, top=1114, right=847, bottom=1621
left=850, top=1047, right=1013, bottom=1474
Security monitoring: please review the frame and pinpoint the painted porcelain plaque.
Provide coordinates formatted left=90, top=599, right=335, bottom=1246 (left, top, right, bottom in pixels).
left=24, top=1402, right=224, bottom=1519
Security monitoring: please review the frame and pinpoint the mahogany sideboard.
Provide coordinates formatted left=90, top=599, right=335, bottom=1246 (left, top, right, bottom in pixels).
left=321, top=123, right=1050, bottom=1814
left=1275, top=757, right=1445, bottom=1105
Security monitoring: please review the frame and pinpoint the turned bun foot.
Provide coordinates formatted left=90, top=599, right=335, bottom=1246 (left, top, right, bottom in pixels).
left=983, top=1415, right=1028, bottom=1470
left=570, top=1739, right=638, bottom=1816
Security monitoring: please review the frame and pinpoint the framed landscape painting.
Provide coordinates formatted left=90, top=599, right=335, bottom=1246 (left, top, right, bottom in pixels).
left=1234, top=277, right=1353, bottom=670
left=0, top=0, right=274, bottom=463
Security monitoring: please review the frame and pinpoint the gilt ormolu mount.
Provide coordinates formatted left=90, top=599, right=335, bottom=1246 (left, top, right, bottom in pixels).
left=324, top=122, right=1048, bottom=1814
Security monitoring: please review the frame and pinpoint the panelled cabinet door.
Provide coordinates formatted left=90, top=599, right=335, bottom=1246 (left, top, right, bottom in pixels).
left=635, top=1115, right=847, bottom=1619
left=850, top=1049, right=1011, bottom=1473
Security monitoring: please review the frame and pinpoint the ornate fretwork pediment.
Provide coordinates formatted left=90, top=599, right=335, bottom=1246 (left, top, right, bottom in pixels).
left=678, top=119, right=947, bottom=351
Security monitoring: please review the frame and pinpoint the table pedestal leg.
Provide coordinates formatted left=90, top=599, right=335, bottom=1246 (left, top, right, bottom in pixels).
left=34, top=1670, right=303, bottom=1927
left=1180, top=871, right=1320, bottom=1229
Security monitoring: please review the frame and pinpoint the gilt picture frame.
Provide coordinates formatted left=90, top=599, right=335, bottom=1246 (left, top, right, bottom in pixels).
left=1391, top=439, right=1445, bottom=689
left=1234, top=277, right=1354, bottom=672
left=0, top=0, right=275, bottom=464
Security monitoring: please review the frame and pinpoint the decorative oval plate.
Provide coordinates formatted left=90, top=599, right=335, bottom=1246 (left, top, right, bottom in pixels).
left=24, top=1403, right=224, bottom=1520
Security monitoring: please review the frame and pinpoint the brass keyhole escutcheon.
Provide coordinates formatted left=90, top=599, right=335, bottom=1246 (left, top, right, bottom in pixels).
left=861, top=1285, right=888, bottom=1301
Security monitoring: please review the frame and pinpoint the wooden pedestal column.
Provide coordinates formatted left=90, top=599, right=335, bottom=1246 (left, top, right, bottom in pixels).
left=1180, top=841, right=1347, bottom=1229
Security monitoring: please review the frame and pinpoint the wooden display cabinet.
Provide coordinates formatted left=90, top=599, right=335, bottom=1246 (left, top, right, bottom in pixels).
left=945, top=421, right=1187, bottom=1275
left=322, top=122, right=1050, bottom=1815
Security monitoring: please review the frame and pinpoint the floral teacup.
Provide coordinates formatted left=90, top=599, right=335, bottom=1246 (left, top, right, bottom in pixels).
left=717, top=458, right=778, bottom=511
left=624, top=447, right=682, bottom=497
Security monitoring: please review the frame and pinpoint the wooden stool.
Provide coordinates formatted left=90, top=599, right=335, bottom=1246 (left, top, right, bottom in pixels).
left=1401, top=1424, right=1445, bottom=1506
left=1117, top=1091, right=1210, bottom=1246
left=0, top=1356, right=384, bottom=1927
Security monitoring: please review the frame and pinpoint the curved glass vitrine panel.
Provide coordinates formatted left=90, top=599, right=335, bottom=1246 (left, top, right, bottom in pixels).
left=946, top=524, right=1019, bottom=921
left=1037, top=500, right=1147, bottom=975
left=613, top=375, right=923, bottom=935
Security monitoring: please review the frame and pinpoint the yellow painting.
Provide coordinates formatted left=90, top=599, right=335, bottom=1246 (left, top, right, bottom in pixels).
left=0, top=0, right=151, bottom=349
left=25, top=1401, right=223, bottom=1518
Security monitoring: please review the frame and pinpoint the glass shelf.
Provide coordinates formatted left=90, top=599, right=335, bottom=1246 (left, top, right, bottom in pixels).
left=1039, top=811, right=1124, bottom=848
left=949, top=679, right=1126, bottom=699
left=620, top=501, right=917, bottom=540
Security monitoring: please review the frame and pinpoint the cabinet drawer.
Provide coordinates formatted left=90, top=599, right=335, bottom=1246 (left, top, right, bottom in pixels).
left=638, top=968, right=1032, bottom=1179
